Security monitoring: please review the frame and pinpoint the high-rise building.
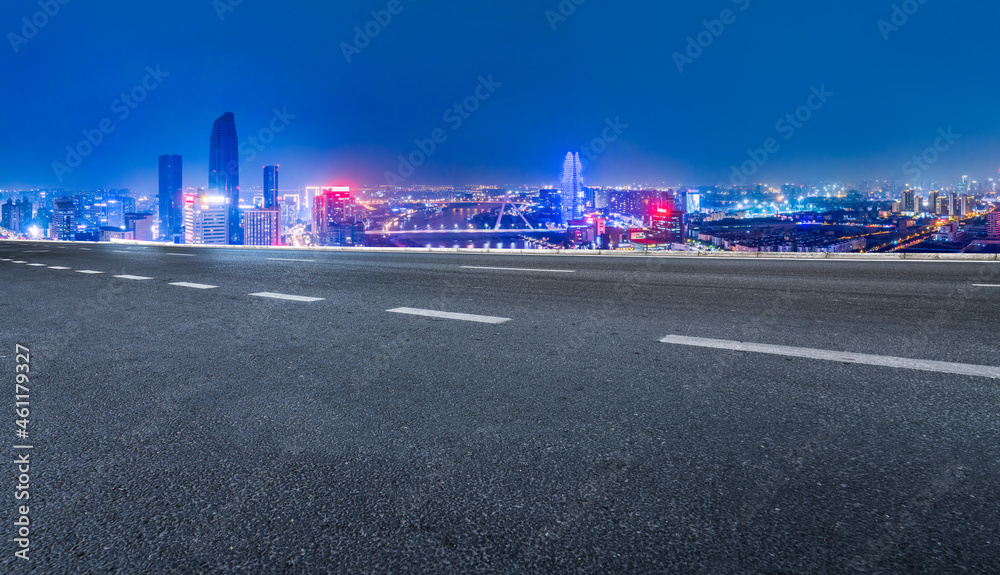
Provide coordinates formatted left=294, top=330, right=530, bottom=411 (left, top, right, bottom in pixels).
left=314, top=187, right=361, bottom=246
left=561, top=152, right=583, bottom=223
left=263, top=166, right=279, bottom=209
left=244, top=208, right=281, bottom=246
left=158, top=154, right=183, bottom=241
left=209, top=113, right=240, bottom=244
left=279, top=195, right=301, bottom=228
left=125, top=213, right=155, bottom=242
left=0, top=199, right=12, bottom=230
left=105, top=198, right=126, bottom=229
left=901, top=189, right=916, bottom=213
left=988, top=211, right=1000, bottom=238
left=949, top=193, right=960, bottom=218
left=51, top=197, right=78, bottom=241
left=928, top=191, right=939, bottom=215
left=184, top=193, right=229, bottom=245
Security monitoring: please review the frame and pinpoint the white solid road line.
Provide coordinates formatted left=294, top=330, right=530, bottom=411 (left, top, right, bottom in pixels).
left=461, top=266, right=576, bottom=273
left=267, top=258, right=315, bottom=262
left=659, top=335, right=1000, bottom=380
left=387, top=307, right=511, bottom=324
left=48, top=266, right=71, bottom=270
left=167, top=253, right=195, bottom=257
left=76, top=270, right=105, bottom=274
left=169, top=282, right=218, bottom=289
left=250, top=292, right=325, bottom=302
left=115, top=275, right=154, bottom=281
left=973, top=284, right=1000, bottom=287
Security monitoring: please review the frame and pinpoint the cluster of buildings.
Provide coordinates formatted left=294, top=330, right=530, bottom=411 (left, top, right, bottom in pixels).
left=154, top=113, right=366, bottom=247
left=894, top=186, right=973, bottom=217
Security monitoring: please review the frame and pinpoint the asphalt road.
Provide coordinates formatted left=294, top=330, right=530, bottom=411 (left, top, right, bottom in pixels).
left=1, top=240, right=999, bottom=573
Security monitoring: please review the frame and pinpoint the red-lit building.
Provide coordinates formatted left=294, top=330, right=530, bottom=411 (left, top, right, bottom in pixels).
left=313, top=187, right=363, bottom=246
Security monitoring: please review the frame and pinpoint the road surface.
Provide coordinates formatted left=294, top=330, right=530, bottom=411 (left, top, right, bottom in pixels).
left=1, top=241, right=999, bottom=573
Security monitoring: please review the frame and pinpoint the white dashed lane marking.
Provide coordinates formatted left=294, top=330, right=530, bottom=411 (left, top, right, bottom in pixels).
left=461, top=266, right=576, bottom=273
left=169, top=282, right=218, bottom=289
left=76, top=270, right=105, bottom=274
left=250, top=292, right=325, bottom=302
left=387, top=307, right=511, bottom=324
left=267, top=258, right=315, bottom=262
left=26, top=264, right=46, bottom=267
left=115, top=275, right=154, bottom=281
left=659, top=335, right=1000, bottom=380
left=167, top=253, right=195, bottom=257
left=48, top=266, right=71, bottom=270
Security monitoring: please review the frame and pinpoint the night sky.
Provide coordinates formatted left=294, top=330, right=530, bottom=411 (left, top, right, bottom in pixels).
left=4, top=0, right=1000, bottom=192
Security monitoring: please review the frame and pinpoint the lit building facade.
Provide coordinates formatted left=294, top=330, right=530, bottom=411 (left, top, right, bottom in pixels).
left=244, top=208, right=281, bottom=246
left=184, top=194, right=229, bottom=245
left=158, top=154, right=183, bottom=241
left=313, top=187, right=362, bottom=246
left=263, top=166, right=279, bottom=209
left=561, top=152, right=583, bottom=223
left=209, top=113, right=240, bottom=244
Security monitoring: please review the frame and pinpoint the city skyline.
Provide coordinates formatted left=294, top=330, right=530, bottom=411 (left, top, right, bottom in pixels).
left=5, top=2, right=1000, bottom=191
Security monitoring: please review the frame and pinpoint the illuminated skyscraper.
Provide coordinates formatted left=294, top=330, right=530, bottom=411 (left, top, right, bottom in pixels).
left=314, top=187, right=361, bottom=246
left=244, top=208, right=281, bottom=246
left=184, top=193, right=229, bottom=245
left=561, top=152, right=583, bottom=223
left=263, top=165, right=279, bottom=209
left=158, top=154, right=182, bottom=241
left=209, top=112, right=240, bottom=244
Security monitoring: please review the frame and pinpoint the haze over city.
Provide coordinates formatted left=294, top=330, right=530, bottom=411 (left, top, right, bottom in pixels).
left=5, top=0, right=1000, bottom=191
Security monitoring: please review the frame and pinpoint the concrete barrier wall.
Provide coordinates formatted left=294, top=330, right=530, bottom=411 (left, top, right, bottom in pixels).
left=2, top=238, right=998, bottom=261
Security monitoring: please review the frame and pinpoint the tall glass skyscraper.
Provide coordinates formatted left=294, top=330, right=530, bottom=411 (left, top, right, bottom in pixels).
left=562, top=152, right=583, bottom=223
left=209, top=112, right=240, bottom=244
left=263, top=165, right=279, bottom=209
left=158, top=154, right=182, bottom=241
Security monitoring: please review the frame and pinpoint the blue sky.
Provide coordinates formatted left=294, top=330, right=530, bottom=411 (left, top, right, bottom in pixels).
left=3, top=0, right=1000, bottom=192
